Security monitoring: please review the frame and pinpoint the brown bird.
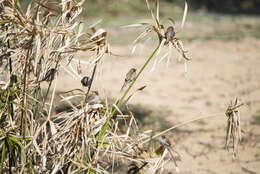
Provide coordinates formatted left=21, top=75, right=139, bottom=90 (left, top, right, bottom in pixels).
left=158, top=135, right=180, bottom=171
left=38, top=68, right=56, bottom=82
left=120, top=68, right=137, bottom=92
left=85, top=91, right=100, bottom=105
left=158, top=135, right=172, bottom=147
left=81, top=76, right=92, bottom=87
left=164, top=26, right=175, bottom=44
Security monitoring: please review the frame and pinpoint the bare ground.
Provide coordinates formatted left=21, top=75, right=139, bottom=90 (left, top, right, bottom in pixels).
left=55, top=38, right=260, bottom=173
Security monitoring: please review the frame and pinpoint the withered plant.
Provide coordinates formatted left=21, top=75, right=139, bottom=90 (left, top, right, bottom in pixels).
left=0, top=0, right=111, bottom=172
left=225, top=98, right=243, bottom=158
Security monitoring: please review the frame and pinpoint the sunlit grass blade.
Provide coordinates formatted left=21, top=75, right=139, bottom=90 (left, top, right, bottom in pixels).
left=167, top=18, right=175, bottom=26
left=120, top=23, right=151, bottom=28
left=156, top=0, right=159, bottom=22
left=181, top=0, right=188, bottom=29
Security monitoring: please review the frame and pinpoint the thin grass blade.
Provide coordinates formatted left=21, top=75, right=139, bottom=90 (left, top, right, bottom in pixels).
left=181, top=0, right=188, bottom=29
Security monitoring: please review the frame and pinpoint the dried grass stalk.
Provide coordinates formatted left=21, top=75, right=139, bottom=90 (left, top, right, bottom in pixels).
left=225, top=98, right=243, bottom=158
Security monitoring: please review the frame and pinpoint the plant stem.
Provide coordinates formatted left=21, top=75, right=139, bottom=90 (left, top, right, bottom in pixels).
left=140, top=112, right=224, bottom=145
left=97, top=43, right=161, bottom=142
left=85, top=48, right=100, bottom=99
left=8, top=40, right=14, bottom=120
left=21, top=49, right=30, bottom=138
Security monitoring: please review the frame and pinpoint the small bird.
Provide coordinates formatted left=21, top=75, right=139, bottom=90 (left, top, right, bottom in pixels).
left=157, top=135, right=180, bottom=171
left=158, top=135, right=172, bottom=147
left=127, top=163, right=139, bottom=174
left=81, top=76, right=92, bottom=87
left=164, top=26, right=175, bottom=45
left=127, top=162, right=147, bottom=174
left=120, top=68, right=136, bottom=92
left=85, top=91, right=100, bottom=105
left=19, top=38, right=33, bottom=49
left=38, top=68, right=56, bottom=82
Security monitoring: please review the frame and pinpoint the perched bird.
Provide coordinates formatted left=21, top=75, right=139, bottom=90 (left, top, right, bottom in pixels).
left=157, top=135, right=180, bottom=171
left=127, top=163, right=139, bottom=174
left=158, top=135, right=172, bottom=147
left=120, top=68, right=137, bottom=92
left=164, top=26, right=175, bottom=45
left=81, top=76, right=92, bottom=87
left=127, top=162, right=147, bottom=174
left=85, top=91, right=100, bottom=105
left=38, top=68, right=56, bottom=82
left=19, top=38, right=33, bottom=49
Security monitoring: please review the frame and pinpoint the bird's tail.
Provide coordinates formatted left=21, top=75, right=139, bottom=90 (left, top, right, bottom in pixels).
left=167, top=148, right=180, bottom=172
left=164, top=38, right=169, bottom=45
left=120, top=82, right=126, bottom=92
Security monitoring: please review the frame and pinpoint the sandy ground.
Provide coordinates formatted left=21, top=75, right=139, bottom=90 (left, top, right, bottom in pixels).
left=55, top=38, right=260, bottom=174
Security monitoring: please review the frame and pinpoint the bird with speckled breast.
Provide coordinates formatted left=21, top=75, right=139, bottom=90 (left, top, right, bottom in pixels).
left=120, top=68, right=137, bottom=92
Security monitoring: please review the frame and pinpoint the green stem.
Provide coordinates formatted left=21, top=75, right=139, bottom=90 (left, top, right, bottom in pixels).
left=97, top=43, right=160, bottom=142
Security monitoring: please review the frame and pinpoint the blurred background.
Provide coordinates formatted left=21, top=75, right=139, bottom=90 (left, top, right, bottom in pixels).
left=83, top=0, right=260, bottom=15
left=20, top=0, right=260, bottom=45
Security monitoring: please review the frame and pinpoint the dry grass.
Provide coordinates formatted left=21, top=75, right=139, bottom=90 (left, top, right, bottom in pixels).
left=225, top=98, right=243, bottom=158
left=0, top=0, right=247, bottom=173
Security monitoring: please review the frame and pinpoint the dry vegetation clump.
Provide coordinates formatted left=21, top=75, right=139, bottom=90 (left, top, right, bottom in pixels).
left=0, top=0, right=110, bottom=172
left=0, top=0, right=246, bottom=173
left=225, top=98, right=244, bottom=158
